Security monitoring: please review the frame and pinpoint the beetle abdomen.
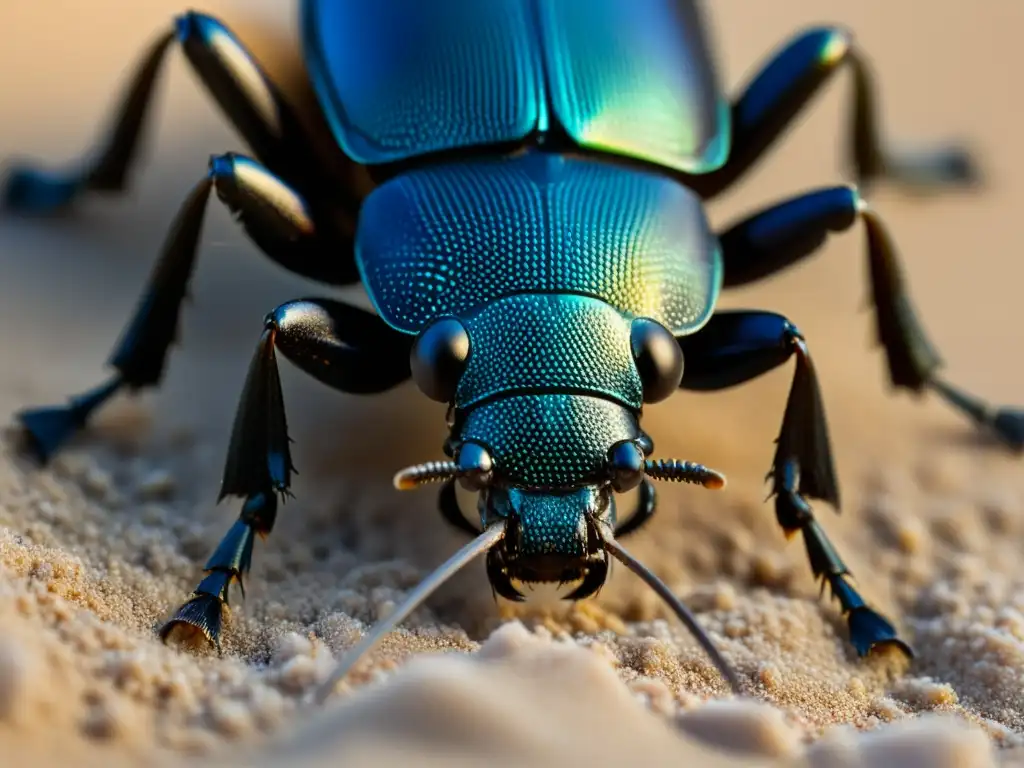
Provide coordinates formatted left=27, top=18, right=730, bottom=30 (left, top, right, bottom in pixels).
left=355, top=152, right=723, bottom=335
left=303, top=0, right=728, bottom=172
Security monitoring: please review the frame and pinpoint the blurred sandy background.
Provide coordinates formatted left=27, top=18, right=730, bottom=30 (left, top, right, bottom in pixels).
left=1, top=1, right=1024, bottom=766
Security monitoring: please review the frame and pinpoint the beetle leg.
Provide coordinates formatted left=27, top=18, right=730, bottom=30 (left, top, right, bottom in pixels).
left=678, top=311, right=912, bottom=658
left=3, top=12, right=359, bottom=215
left=16, top=153, right=358, bottom=464
left=690, top=27, right=979, bottom=199
left=160, top=298, right=412, bottom=648
left=612, top=479, right=657, bottom=539
left=717, top=185, right=1024, bottom=452
left=437, top=480, right=485, bottom=537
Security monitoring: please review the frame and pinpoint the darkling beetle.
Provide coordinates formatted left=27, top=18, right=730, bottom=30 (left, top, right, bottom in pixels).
left=4, top=0, right=1021, bottom=700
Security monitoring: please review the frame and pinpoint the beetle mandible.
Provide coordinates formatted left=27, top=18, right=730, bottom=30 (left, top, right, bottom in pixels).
left=4, top=0, right=1020, bottom=699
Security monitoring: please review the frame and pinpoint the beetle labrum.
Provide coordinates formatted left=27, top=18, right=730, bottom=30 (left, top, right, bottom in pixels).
left=4, top=0, right=1020, bottom=700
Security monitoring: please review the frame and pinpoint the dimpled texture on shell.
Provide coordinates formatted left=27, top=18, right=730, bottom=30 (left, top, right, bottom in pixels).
left=514, top=491, right=590, bottom=557
left=356, top=153, right=722, bottom=335
left=458, top=394, right=639, bottom=489
left=302, top=0, right=728, bottom=172
left=539, top=0, right=729, bottom=173
left=456, top=293, right=643, bottom=411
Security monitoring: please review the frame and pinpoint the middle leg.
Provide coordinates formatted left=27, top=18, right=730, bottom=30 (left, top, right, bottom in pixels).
left=16, top=153, right=361, bottom=463
left=717, top=185, right=1024, bottom=451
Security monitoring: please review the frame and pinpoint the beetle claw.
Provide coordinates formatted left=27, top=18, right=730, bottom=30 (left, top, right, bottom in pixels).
left=159, top=593, right=224, bottom=651
left=846, top=605, right=913, bottom=659
left=991, top=408, right=1024, bottom=452
left=15, top=376, right=123, bottom=464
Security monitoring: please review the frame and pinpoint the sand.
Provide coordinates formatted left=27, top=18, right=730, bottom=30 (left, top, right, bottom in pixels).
left=1, top=1, right=1024, bottom=765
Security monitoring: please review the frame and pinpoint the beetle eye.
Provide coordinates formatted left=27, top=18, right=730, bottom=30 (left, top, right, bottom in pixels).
left=607, top=440, right=645, bottom=492
left=630, top=318, right=683, bottom=404
left=410, top=317, right=470, bottom=402
left=457, top=441, right=494, bottom=491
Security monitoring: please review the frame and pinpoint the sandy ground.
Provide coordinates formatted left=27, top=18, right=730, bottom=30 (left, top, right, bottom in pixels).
left=1, top=1, right=1024, bottom=765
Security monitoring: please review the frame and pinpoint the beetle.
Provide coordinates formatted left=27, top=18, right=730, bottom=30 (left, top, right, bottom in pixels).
left=4, top=0, right=1021, bottom=698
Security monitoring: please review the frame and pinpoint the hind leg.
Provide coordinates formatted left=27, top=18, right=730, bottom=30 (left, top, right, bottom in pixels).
left=690, top=27, right=980, bottom=199
left=3, top=11, right=358, bottom=215
left=716, top=185, right=1024, bottom=451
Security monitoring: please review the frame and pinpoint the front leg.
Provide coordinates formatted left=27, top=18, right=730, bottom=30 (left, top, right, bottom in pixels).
left=717, top=185, right=1024, bottom=451
left=690, top=27, right=980, bottom=199
left=161, top=298, right=413, bottom=648
left=4, top=12, right=355, bottom=215
left=678, top=311, right=911, bottom=658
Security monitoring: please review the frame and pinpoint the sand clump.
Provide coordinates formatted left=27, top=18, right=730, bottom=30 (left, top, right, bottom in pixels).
left=0, top=429, right=1023, bottom=765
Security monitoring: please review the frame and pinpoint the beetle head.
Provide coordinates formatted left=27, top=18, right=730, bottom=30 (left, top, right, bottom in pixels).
left=392, top=300, right=724, bottom=601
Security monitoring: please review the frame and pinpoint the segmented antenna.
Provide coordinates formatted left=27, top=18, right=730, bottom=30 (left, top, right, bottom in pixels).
left=645, top=459, right=726, bottom=489
left=393, top=461, right=458, bottom=490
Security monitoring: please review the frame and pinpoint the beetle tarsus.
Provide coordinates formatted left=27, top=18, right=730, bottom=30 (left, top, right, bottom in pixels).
left=831, top=573, right=914, bottom=658
left=160, top=491, right=276, bottom=649
left=3, top=167, right=84, bottom=213
left=159, top=590, right=226, bottom=650
left=11, top=176, right=212, bottom=463
left=678, top=312, right=908, bottom=657
left=846, top=605, right=913, bottom=658
left=163, top=302, right=410, bottom=648
left=928, top=379, right=1024, bottom=452
left=847, top=54, right=981, bottom=192
left=16, top=376, right=123, bottom=463
left=11, top=153, right=361, bottom=465
left=775, top=467, right=912, bottom=659
left=2, top=7, right=347, bottom=216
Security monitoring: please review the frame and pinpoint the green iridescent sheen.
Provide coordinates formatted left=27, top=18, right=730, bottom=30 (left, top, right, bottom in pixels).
left=484, top=486, right=609, bottom=558
left=456, top=293, right=642, bottom=410
left=538, top=0, right=729, bottom=173
left=304, top=0, right=729, bottom=171
left=357, top=152, right=723, bottom=336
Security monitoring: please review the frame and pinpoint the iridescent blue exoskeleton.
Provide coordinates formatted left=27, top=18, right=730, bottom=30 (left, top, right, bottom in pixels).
left=5, top=1, right=1021, bottom=698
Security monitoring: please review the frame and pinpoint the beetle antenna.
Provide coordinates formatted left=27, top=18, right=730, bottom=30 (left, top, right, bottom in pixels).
left=393, top=461, right=459, bottom=490
left=645, top=459, right=726, bottom=489
left=603, top=536, right=743, bottom=694
left=314, top=523, right=505, bottom=704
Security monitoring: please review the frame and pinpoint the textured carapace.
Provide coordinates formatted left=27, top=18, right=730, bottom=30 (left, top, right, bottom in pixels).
left=303, top=0, right=729, bottom=171
left=355, top=153, right=723, bottom=335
